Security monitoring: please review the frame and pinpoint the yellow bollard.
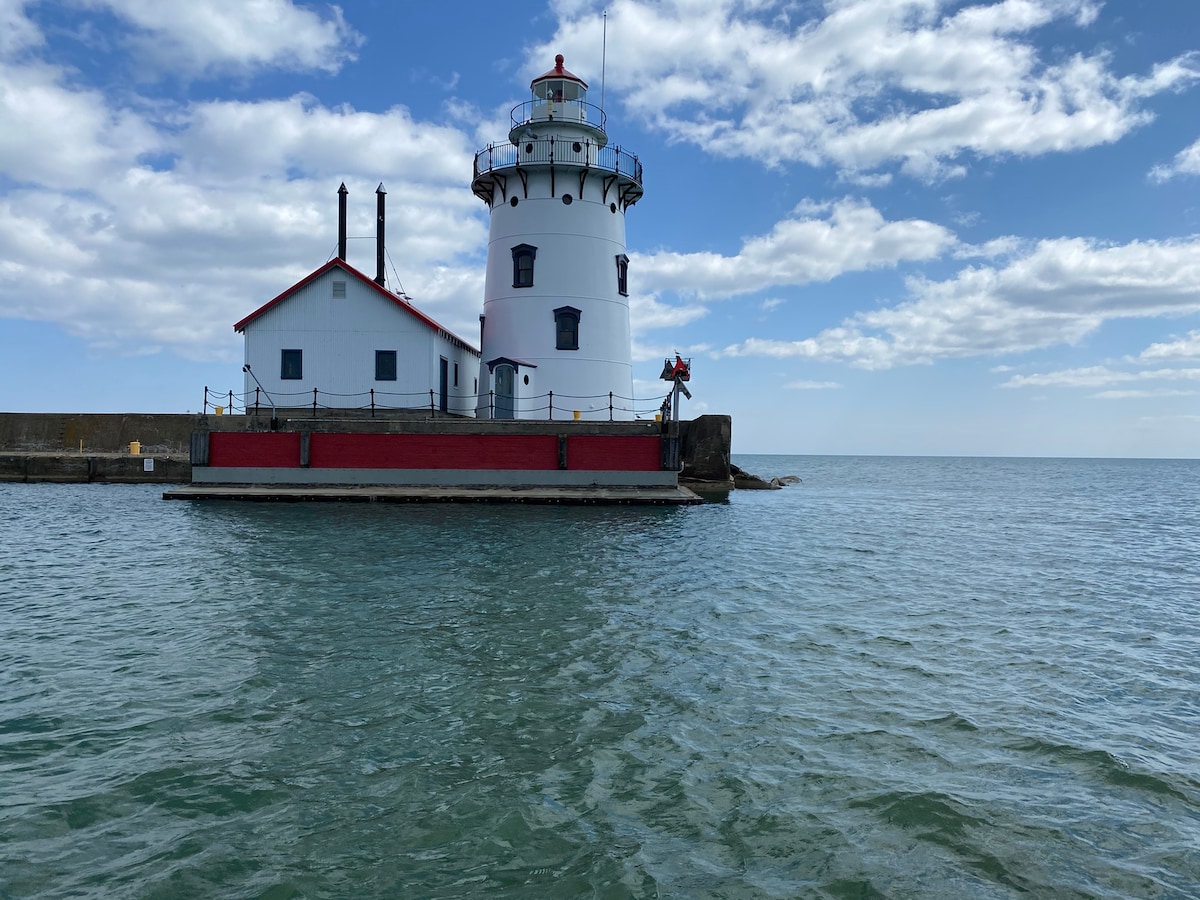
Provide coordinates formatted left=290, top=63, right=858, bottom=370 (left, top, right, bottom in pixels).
left=129, top=441, right=141, bottom=456
left=215, top=405, right=224, bottom=416
left=573, top=410, right=581, bottom=420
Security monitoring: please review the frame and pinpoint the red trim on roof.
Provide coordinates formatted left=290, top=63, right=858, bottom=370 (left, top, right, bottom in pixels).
left=233, top=258, right=479, bottom=355
left=531, top=53, right=588, bottom=89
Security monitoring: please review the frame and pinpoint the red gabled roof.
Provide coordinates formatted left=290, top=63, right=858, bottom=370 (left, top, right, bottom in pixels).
left=532, top=53, right=587, bottom=89
left=233, top=258, right=479, bottom=355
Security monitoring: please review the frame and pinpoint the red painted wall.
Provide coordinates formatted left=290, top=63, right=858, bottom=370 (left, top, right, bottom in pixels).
left=567, top=436, right=661, bottom=471
left=310, top=433, right=559, bottom=470
left=209, top=432, right=300, bottom=467
left=205, top=431, right=662, bottom=472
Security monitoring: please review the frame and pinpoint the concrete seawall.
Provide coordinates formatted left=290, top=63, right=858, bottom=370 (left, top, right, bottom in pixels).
left=0, top=452, right=191, bottom=484
left=0, top=412, right=236, bottom=484
left=0, top=412, right=241, bottom=455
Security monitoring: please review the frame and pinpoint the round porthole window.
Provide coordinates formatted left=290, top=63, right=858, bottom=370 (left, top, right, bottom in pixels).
left=610, top=202, right=617, bottom=213
left=510, top=197, right=519, bottom=207
left=573, top=142, right=582, bottom=153
left=562, top=194, right=573, bottom=205
left=523, top=374, right=530, bottom=385
left=525, top=143, right=533, bottom=154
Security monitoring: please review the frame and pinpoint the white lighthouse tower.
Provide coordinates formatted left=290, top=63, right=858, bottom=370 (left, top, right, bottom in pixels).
left=472, top=54, right=644, bottom=419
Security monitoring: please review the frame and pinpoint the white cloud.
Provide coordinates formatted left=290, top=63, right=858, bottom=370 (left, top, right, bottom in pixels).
left=0, top=61, right=164, bottom=190
left=76, top=0, right=363, bottom=76
left=177, top=95, right=473, bottom=186
left=1000, top=366, right=1200, bottom=389
left=1094, top=389, right=1197, bottom=400
left=629, top=293, right=708, bottom=336
left=1140, top=330, right=1200, bottom=362
left=0, top=0, right=42, bottom=58
left=838, top=169, right=892, bottom=188
left=954, top=236, right=1024, bottom=260
left=0, top=56, right=490, bottom=358
left=721, top=236, right=1200, bottom=369
left=536, top=0, right=1200, bottom=179
left=637, top=197, right=955, bottom=300
left=1150, top=137, right=1200, bottom=183
left=784, top=379, right=842, bottom=390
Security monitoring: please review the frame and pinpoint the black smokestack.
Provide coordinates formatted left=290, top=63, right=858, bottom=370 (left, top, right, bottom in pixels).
left=337, top=182, right=348, bottom=261
left=375, top=183, right=386, bottom=286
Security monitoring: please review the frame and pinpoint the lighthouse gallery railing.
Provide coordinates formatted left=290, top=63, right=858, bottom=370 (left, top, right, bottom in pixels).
left=473, top=137, right=643, bottom=186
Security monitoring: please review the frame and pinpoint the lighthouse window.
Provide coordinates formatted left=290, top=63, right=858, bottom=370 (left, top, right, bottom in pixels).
left=562, top=194, right=573, bottom=205
left=554, top=306, right=581, bottom=351
left=512, top=244, right=537, bottom=288
left=375, top=350, right=397, bottom=381
left=280, top=349, right=303, bottom=380
left=616, top=254, right=629, bottom=296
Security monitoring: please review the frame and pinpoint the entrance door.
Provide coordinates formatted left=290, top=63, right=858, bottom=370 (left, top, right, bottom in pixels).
left=494, top=363, right=515, bottom=419
left=439, top=357, right=449, bottom=413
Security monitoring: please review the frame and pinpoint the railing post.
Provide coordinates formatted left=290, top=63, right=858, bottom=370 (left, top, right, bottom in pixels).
left=489, top=391, right=494, bottom=418
left=609, top=392, right=614, bottom=421
left=228, top=390, right=233, bottom=414
left=548, top=391, right=553, bottom=420
left=430, top=389, right=435, bottom=413
left=370, top=388, right=375, bottom=417
left=312, top=388, right=318, bottom=414
left=254, top=387, right=260, bottom=415
left=203, top=386, right=209, bottom=413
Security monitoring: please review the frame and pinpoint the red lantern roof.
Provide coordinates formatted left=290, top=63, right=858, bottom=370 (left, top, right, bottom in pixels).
left=531, top=53, right=588, bottom=89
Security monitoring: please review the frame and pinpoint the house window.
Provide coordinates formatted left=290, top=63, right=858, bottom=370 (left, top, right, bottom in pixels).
left=454, top=362, right=459, bottom=386
left=554, top=306, right=581, bottom=351
left=616, top=254, right=629, bottom=296
left=512, top=244, right=537, bottom=288
left=281, top=349, right=303, bottom=380
left=375, top=350, right=397, bottom=381
left=332, top=280, right=347, bottom=299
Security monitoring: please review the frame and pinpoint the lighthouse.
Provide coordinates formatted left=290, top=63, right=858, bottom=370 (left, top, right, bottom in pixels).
left=472, top=54, right=643, bottom=419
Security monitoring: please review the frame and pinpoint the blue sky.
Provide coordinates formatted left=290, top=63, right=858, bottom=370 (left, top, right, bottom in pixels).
left=2, top=0, right=1199, bottom=456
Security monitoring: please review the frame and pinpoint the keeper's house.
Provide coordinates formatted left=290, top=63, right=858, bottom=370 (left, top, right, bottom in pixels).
left=234, top=185, right=480, bottom=417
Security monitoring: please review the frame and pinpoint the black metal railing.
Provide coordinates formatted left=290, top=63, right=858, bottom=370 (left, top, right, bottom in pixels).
left=473, top=137, right=642, bottom=186
left=509, top=99, right=607, bottom=133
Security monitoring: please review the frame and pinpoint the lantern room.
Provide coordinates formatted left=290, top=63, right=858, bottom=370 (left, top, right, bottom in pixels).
left=509, top=53, right=606, bottom=144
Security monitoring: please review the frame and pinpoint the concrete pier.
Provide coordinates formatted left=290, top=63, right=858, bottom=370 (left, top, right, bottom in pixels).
left=163, top=484, right=701, bottom=504
left=0, top=412, right=734, bottom=494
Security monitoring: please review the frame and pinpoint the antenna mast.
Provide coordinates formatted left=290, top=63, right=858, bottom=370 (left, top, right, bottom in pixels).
left=600, top=10, right=607, bottom=113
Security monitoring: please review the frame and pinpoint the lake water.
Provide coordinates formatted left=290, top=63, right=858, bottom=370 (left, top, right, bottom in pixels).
left=2, top=455, right=1199, bottom=898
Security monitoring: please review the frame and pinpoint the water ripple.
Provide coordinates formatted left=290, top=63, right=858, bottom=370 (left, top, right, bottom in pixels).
left=3, top=461, right=1200, bottom=898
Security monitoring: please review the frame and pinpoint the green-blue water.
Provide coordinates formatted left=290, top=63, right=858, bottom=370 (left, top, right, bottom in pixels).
left=2, top=455, right=1199, bottom=898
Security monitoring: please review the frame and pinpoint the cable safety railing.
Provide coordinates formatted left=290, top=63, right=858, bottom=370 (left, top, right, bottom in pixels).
left=202, top=386, right=675, bottom=421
